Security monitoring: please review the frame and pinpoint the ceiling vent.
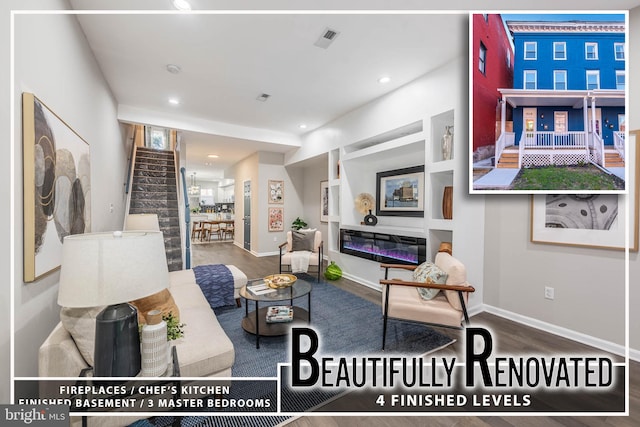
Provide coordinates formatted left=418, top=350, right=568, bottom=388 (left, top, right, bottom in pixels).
left=256, top=93, right=271, bottom=102
left=314, top=28, right=340, bottom=49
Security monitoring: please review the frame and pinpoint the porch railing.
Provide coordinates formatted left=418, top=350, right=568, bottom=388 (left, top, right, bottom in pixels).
left=613, top=131, right=625, bottom=161
left=522, top=131, right=587, bottom=149
left=590, top=133, right=604, bottom=168
left=495, top=132, right=514, bottom=168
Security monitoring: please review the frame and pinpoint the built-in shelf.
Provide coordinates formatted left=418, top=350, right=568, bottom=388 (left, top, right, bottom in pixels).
left=341, top=132, right=425, bottom=162
left=428, top=219, right=454, bottom=231
left=431, top=109, right=455, bottom=163
left=428, top=229, right=453, bottom=260
left=329, top=178, right=340, bottom=187
left=430, top=170, right=454, bottom=221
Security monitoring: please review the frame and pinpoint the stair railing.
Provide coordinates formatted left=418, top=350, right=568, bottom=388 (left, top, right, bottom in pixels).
left=122, top=144, right=139, bottom=230
left=180, top=166, right=191, bottom=270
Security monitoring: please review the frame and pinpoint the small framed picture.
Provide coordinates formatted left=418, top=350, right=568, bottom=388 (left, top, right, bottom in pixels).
left=320, top=180, right=329, bottom=223
left=268, top=207, right=284, bottom=232
left=268, top=180, right=284, bottom=204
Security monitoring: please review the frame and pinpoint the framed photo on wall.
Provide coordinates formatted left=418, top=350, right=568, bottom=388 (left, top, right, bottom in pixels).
left=22, top=93, right=92, bottom=282
left=530, top=135, right=638, bottom=251
left=268, top=180, right=284, bottom=204
left=320, top=180, right=329, bottom=222
left=376, top=165, right=425, bottom=217
left=268, top=207, right=284, bottom=232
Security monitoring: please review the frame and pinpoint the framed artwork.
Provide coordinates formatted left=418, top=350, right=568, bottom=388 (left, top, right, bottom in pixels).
left=23, top=93, right=92, bottom=282
left=268, top=180, right=284, bottom=204
left=320, top=180, right=329, bottom=223
left=268, top=207, right=284, bottom=232
left=376, top=165, right=425, bottom=217
left=530, top=135, right=638, bottom=251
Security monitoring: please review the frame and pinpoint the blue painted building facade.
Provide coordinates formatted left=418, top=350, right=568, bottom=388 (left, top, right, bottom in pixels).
left=504, top=20, right=625, bottom=147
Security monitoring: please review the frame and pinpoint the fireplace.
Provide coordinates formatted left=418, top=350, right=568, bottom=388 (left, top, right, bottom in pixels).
left=340, top=229, right=426, bottom=265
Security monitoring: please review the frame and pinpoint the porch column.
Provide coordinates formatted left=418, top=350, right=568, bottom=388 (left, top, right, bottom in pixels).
left=590, top=96, right=597, bottom=136
left=583, top=97, right=589, bottom=160
left=500, top=96, right=506, bottom=136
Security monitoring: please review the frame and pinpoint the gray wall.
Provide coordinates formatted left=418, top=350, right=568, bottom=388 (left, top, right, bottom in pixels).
left=629, top=5, right=639, bottom=354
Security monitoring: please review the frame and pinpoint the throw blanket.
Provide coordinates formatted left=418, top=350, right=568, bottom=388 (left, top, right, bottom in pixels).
left=193, top=264, right=235, bottom=309
left=290, top=251, right=311, bottom=273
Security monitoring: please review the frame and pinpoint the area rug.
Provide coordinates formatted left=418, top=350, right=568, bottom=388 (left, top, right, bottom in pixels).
left=129, top=275, right=454, bottom=427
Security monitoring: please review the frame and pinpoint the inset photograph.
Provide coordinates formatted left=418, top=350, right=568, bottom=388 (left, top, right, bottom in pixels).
left=471, top=13, right=626, bottom=192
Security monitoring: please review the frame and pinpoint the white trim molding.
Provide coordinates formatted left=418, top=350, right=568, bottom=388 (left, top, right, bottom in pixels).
left=482, top=304, right=638, bottom=361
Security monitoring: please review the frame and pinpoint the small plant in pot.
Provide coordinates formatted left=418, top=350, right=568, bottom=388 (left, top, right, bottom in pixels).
left=291, top=217, right=308, bottom=230
left=163, top=312, right=186, bottom=341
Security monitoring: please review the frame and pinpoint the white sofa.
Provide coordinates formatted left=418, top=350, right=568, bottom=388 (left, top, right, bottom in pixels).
left=39, top=265, right=247, bottom=378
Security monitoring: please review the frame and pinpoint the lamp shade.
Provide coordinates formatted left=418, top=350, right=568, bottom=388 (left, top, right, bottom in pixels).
left=124, top=214, right=160, bottom=231
left=58, top=231, right=169, bottom=307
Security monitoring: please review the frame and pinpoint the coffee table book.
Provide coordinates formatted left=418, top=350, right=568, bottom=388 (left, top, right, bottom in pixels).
left=266, top=305, right=293, bottom=323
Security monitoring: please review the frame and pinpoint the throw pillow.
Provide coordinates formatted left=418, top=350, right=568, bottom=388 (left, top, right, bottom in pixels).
left=291, top=230, right=315, bottom=252
left=130, top=288, right=180, bottom=325
left=60, top=306, right=106, bottom=366
left=413, top=261, right=448, bottom=300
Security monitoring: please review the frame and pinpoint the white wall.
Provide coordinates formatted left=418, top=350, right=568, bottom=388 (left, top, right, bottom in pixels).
left=300, top=157, right=330, bottom=244
left=483, top=195, right=626, bottom=348
left=629, top=6, right=639, bottom=355
left=11, top=8, right=127, bottom=389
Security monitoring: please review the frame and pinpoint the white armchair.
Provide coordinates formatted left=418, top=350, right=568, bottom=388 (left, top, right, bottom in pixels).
left=278, top=230, right=323, bottom=282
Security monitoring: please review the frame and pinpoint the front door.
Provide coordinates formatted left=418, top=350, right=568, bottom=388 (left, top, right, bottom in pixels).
left=523, top=108, right=537, bottom=145
left=554, top=111, right=568, bottom=133
left=589, top=108, right=602, bottom=136
left=243, top=180, right=251, bottom=251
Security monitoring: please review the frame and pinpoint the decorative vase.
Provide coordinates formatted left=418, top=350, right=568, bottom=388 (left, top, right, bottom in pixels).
left=141, top=309, right=169, bottom=376
left=442, top=125, right=453, bottom=161
left=363, top=210, right=378, bottom=226
left=442, top=186, right=453, bottom=220
left=324, top=261, right=343, bottom=281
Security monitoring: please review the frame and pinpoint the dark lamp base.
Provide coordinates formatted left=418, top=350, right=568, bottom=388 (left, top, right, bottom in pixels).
left=94, top=303, right=141, bottom=377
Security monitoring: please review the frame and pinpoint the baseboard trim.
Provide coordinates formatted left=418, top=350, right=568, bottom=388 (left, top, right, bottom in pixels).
left=483, top=304, right=638, bottom=362
left=342, top=272, right=379, bottom=291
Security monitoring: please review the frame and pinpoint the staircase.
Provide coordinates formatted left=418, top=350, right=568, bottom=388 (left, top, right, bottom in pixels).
left=604, top=150, right=625, bottom=168
left=128, top=147, right=182, bottom=271
left=496, top=151, right=519, bottom=169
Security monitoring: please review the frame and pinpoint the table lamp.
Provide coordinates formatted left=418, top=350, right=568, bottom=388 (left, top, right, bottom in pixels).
left=58, top=231, right=169, bottom=377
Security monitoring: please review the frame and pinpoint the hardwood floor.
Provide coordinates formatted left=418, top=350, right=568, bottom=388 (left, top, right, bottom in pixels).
left=192, top=242, right=639, bottom=426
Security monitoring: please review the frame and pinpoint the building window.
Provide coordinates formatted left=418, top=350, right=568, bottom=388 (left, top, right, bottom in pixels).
left=524, top=70, right=537, bottom=90
left=586, top=70, right=600, bottom=90
left=614, top=43, right=625, bottom=60
left=524, top=42, right=537, bottom=60
left=554, top=70, right=567, bottom=90
left=585, top=42, right=598, bottom=60
left=618, top=114, right=626, bottom=131
left=553, top=42, right=566, bottom=60
left=554, top=111, right=568, bottom=133
left=616, top=70, right=625, bottom=90
left=479, top=42, right=487, bottom=75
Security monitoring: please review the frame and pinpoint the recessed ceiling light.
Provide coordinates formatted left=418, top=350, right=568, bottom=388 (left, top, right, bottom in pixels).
left=378, top=76, right=391, bottom=84
left=166, top=64, right=181, bottom=74
left=171, top=0, right=191, bottom=11
left=299, top=124, right=307, bottom=130
left=168, top=98, right=180, bottom=105
left=256, top=93, right=271, bottom=102
left=207, top=154, right=219, bottom=158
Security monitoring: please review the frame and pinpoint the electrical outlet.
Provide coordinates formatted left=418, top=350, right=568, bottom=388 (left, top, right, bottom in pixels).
left=109, top=203, right=114, bottom=213
left=544, top=286, right=555, bottom=300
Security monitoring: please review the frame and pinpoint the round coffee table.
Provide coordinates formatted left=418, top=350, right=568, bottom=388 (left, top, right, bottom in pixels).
left=239, top=278, right=312, bottom=348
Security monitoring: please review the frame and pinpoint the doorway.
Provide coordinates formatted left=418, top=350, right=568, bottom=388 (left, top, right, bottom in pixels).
left=243, top=180, right=251, bottom=251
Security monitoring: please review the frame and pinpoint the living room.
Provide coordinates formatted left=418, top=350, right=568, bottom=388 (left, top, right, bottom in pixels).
left=3, top=0, right=640, bottom=425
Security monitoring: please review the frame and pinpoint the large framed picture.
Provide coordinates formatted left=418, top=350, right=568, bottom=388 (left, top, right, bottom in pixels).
left=376, top=165, right=425, bottom=217
left=320, top=180, right=329, bottom=223
left=530, top=134, right=638, bottom=251
left=23, top=93, right=92, bottom=282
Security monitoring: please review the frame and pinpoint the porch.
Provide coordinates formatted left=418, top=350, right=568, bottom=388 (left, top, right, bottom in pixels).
left=495, top=89, right=625, bottom=170
left=495, top=130, right=625, bottom=169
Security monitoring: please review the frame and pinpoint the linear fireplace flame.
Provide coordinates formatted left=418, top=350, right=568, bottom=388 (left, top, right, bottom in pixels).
left=340, top=229, right=426, bottom=265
